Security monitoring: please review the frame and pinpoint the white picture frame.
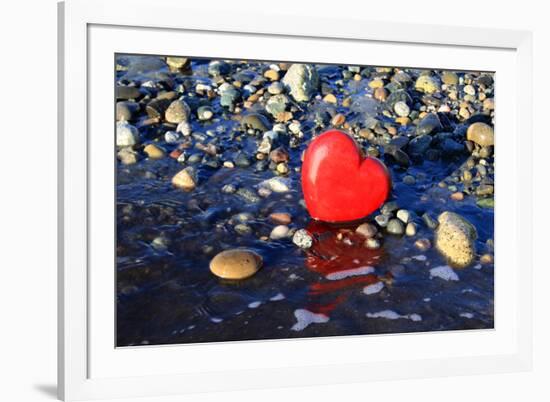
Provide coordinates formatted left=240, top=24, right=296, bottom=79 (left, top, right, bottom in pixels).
left=58, top=0, right=533, bottom=400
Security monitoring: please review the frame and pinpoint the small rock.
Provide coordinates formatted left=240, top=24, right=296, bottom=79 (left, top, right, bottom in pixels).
left=282, top=64, right=319, bottom=102
left=387, top=219, right=405, bottom=235
left=241, top=113, right=270, bottom=131
left=221, top=184, right=237, bottom=194
left=373, top=87, right=388, bottom=101
left=408, top=135, right=432, bottom=155
left=422, top=212, right=439, bottom=230
left=463, top=84, right=476, bottom=96
left=197, top=106, right=214, bottom=121
left=209, top=249, right=262, bottom=280
left=323, top=93, right=338, bottom=104
left=394, top=101, right=410, bottom=117
left=375, top=214, right=389, bottom=227
left=416, top=113, right=442, bottom=135
left=396, top=209, right=410, bottom=223
left=172, top=167, right=197, bottom=191
left=435, top=211, right=477, bottom=268
left=480, top=254, right=494, bottom=264
left=268, top=82, right=284, bottom=95
left=259, top=177, right=291, bottom=193
left=415, top=74, right=440, bottom=94
left=143, top=144, right=165, bottom=159
left=266, top=94, right=289, bottom=117
left=451, top=191, right=464, bottom=201
left=166, top=57, right=189, bottom=72
left=381, top=201, right=399, bottom=215
left=236, top=188, right=261, bottom=203
left=270, top=225, right=290, bottom=240
left=264, top=69, right=280, bottom=81
left=331, top=113, right=346, bottom=126
left=405, top=222, right=417, bottom=236
left=117, top=147, right=139, bottom=165
left=269, top=147, right=289, bottom=163
left=165, top=131, right=180, bottom=144
left=364, top=237, right=381, bottom=250
left=116, top=101, right=139, bottom=121
left=165, top=99, right=191, bottom=124
left=276, top=163, right=289, bottom=175
left=208, top=60, right=230, bottom=76
left=466, top=122, right=494, bottom=146
left=234, top=224, right=253, bottom=236
left=269, top=212, right=292, bottom=225
left=292, top=229, right=313, bottom=249
left=356, top=223, right=377, bottom=238
left=441, top=71, right=459, bottom=86
left=403, top=175, right=416, bottom=185
left=116, top=121, right=140, bottom=147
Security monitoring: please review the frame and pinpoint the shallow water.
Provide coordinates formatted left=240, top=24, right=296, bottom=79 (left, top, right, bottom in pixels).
left=116, top=56, right=494, bottom=346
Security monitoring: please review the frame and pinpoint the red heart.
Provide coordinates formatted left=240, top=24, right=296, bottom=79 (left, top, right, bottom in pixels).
left=302, top=130, right=391, bottom=222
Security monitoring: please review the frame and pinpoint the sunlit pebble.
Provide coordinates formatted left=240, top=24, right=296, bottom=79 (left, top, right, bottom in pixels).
left=480, top=254, right=494, bottom=264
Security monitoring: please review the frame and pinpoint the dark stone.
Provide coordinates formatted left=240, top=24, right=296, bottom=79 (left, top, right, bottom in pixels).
left=116, top=85, right=142, bottom=101
left=416, top=113, right=443, bottom=135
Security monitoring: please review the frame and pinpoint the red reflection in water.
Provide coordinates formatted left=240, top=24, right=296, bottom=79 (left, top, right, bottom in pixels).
left=302, top=220, right=386, bottom=317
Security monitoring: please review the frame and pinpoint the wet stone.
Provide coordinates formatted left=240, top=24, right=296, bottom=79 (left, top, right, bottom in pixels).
left=236, top=188, right=261, bottom=203
left=387, top=219, right=405, bottom=235
left=209, top=249, right=262, bottom=280
left=292, top=229, right=313, bottom=249
left=435, top=211, right=477, bottom=268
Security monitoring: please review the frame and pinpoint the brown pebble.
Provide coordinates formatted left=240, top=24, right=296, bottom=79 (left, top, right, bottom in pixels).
left=373, top=87, right=388, bottom=102
left=323, top=93, right=338, bottom=104
left=269, top=212, right=292, bottom=225
left=480, top=254, right=494, bottom=265
left=451, top=192, right=464, bottom=201
left=269, top=147, right=289, bottom=163
left=172, top=167, right=197, bottom=191
left=143, top=144, right=165, bottom=159
left=209, top=249, right=262, bottom=280
left=264, top=69, right=279, bottom=81
left=169, top=149, right=183, bottom=159
left=331, top=113, right=346, bottom=126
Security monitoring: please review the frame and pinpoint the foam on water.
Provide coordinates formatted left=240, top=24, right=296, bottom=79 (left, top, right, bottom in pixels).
left=248, top=301, right=262, bottom=309
left=366, top=310, right=422, bottom=322
left=291, top=309, right=329, bottom=331
left=326, top=266, right=375, bottom=280
left=429, top=265, right=459, bottom=281
left=363, top=281, right=384, bottom=295
left=269, top=293, right=285, bottom=301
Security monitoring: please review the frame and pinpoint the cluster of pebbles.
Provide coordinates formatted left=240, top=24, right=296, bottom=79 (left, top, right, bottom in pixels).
left=116, top=55, right=495, bottom=343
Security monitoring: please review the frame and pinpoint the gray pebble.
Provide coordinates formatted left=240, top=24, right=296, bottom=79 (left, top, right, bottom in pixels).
left=387, top=219, right=405, bottom=235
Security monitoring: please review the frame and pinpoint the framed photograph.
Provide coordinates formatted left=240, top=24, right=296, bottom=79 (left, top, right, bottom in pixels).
left=58, top=0, right=533, bottom=400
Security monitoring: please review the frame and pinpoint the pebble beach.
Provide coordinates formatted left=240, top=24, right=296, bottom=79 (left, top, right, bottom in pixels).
left=115, top=55, right=494, bottom=346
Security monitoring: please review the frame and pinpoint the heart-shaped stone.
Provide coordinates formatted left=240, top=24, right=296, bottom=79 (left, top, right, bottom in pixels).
left=302, top=130, right=391, bottom=222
